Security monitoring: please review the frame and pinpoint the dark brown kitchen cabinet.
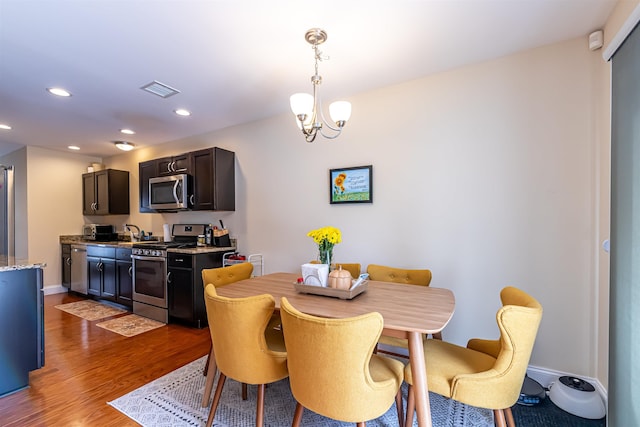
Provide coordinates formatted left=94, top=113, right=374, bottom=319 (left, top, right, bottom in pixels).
left=115, top=248, right=133, bottom=307
left=167, top=251, right=224, bottom=328
left=191, top=147, right=235, bottom=211
left=82, top=169, right=130, bottom=215
left=157, top=154, right=191, bottom=176
left=138, top=147, right=235, bottom=212
left=87, top=246, right=116, bottom=301
left=138, top=160, right=157, bottom=213
left=61, top=244, right=71, bottom=288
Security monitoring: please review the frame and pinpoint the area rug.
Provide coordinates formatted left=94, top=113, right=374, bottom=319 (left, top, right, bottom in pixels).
left=54, top=299, right=127, bottom=321
left=108, top=356, right=494, bottom=427
left=96, top=314, right=165, bottom=337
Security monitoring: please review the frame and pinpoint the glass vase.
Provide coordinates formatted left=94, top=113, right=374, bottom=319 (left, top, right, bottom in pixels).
left=319, top=248, right=333, bottom=268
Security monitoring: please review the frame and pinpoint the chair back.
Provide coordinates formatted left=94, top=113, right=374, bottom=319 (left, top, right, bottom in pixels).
left=367, top=264, right=432, bottom=286
left=280, top=297, right=397, bottom=422
left=456, top=286, right=543, bottom=409
left=204, top=285, right=287, bottom=384
left=202, top=262, right=253, bottom=289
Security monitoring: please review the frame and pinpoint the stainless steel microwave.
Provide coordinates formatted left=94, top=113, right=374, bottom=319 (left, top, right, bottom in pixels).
left=149, top=174, right=191, bottom=210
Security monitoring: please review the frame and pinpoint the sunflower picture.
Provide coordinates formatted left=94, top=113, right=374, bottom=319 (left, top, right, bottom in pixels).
left=329, top=165, right=373, bottom=204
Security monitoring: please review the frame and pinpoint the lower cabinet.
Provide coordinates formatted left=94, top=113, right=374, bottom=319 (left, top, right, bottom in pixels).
left=167, top=251, right=224, bottom=328
left=87, top=246, right=132, bottom=308
left=61, top=244, right=71, bottom=288
left=115, top=248, right=133, bottom=307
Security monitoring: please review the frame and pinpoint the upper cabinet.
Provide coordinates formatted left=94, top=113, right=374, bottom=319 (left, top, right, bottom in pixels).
left=157, top=153, right=191, bottom=176
left=82, top=169, right=130, bottom=215
left=138, top=147, right=235, bottom=213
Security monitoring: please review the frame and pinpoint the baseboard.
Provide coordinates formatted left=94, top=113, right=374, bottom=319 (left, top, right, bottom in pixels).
left=526, top=364, right=608, bottom=406
left=43, top=285, right=68, bottom=295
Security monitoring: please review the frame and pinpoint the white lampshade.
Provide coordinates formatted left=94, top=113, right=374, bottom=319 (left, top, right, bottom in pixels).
left=290, top=93, right=314, bottom=116
left=329, top=101, right=352, bottom=123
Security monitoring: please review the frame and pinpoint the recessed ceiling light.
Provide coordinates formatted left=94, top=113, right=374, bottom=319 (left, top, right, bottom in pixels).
left=120, top=128, right=135, bottom=135
left=47, top=87, right=72, bottom=97
left=114, top=141, right=135, bottom=151
left=68, top=145, right=80, bottom=150
left=0, top=124, right=11, bottom=130
left=174, top=108, right=191, bottom=117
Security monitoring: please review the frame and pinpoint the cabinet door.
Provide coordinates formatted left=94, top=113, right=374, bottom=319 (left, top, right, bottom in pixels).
left=116, top=260, right=133, bottom=306
left=101, top=258, right=116, bottom=300
left=213, top=147, right=235, bottom=211
left=191, top=148, right=213, bottom=210
left=94, top=170, right=110, bottom=215
left=87, top=257, right=102, bottom=296
left=82, top=173, right=96, bottom=215
left=61, top=245, right=71, bottom=288
left=167, top=267, right=194, bottom=323
left=139, top=160, right=157, bottom=213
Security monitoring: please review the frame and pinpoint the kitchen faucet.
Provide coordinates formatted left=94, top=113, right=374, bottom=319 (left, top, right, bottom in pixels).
left=124, top=224, right=141, bottom=242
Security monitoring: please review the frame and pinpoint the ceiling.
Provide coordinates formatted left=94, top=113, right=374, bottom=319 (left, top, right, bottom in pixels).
left=0, top=0, right=617, bottom=158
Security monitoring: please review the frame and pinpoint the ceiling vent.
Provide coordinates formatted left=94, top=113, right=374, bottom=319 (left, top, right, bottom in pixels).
left=140, top=80, right=180, bottom=98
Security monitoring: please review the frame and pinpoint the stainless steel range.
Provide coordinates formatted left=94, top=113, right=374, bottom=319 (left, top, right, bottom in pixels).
left=131, top=224, right=205, bottom=323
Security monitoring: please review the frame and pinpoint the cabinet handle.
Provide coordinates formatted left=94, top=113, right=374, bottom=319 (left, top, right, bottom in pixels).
left=167, top=162, right=174, bottom=173
left=66, top=257, right=72, bottom=266
left=97, top=262, right=103, bottom=272
left=190, top=194, right=194, bottom=205
left=128, top=266, right=132, bottom=277
left=167, top=271, right=172, bottom=284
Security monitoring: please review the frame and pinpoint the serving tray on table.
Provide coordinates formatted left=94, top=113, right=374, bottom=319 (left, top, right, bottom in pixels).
left=294, top=281, right=368, bottom=300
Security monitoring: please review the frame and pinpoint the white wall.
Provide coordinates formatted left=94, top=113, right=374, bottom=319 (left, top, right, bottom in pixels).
left=101, top=37, right=609, bottom=381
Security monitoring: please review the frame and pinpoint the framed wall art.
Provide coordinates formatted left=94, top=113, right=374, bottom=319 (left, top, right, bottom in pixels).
left=329, top=165, right=373, bottom=204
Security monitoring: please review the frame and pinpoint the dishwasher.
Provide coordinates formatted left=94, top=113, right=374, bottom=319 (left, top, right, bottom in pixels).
left=70, top=245, right=87, bottom=295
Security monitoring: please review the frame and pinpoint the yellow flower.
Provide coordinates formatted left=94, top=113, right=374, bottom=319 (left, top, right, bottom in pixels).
left=307, top=226, right=342, bottom=252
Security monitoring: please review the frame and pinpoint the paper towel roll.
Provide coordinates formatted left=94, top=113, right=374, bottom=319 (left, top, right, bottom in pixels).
left=163, top=224, right=172, bottom=242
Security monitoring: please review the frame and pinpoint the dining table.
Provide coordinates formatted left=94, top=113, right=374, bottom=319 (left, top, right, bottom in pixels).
left=214, top=272, right=456, bottom=427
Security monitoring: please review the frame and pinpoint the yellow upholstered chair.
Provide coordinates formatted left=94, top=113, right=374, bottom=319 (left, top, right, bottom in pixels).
left=366, top=264, right=441, bottom=350
left=404, top=286, right=543, bottom=427
left=204, top=285, right=288, bottom=427
left=200, top=262, right=254, bottom=407
left=280, top=297, right=405, bottom=427
left=309, top=260, right=361, bottom=279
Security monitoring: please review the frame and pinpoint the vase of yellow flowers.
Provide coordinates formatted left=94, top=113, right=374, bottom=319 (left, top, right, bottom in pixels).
left=307, top=226, right=342, bottom=268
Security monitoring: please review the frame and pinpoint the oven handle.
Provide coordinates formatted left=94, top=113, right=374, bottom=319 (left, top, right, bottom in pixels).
left=131, top=255, right=166, bottom=262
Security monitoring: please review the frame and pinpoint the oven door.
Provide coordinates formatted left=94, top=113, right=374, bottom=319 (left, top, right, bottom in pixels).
left=132, top=254, right=168, bottom=308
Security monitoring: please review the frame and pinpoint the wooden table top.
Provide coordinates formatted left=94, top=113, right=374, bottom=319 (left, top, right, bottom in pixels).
left=215, top=272, right=455, bottom=336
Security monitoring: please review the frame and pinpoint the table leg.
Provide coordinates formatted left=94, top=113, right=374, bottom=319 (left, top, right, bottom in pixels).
left=408, top=331, right=431, bottom=427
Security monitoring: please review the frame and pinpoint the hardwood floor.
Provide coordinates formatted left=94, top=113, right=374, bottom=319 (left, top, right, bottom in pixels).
left=0, top=292, right=211, bottom=426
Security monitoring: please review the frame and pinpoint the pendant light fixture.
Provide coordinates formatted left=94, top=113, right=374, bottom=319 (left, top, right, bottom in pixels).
left=290, top=28, right=352, bottom=143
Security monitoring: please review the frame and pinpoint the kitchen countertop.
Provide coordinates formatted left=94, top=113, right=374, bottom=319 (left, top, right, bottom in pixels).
left=0, top=258, right=46, bottom=272
left=59, top=235, right=236, bottom=254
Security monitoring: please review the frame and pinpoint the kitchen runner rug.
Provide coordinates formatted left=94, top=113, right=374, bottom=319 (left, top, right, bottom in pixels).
left=54, top=299, right=127, bottom=321
left=108, top=356, right=494, bottom=427
left=96, top=314, right=165, bottom=337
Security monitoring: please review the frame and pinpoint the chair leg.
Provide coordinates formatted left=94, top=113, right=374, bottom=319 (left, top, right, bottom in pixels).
left=404, top=385, right=415, bottom=427
left=242, top=383, right=248, bottom=400
left=201, top=347, right=217, bottom=407
left=256, top=383, right=266, bottom=427
left=292, top=402, right=304, bottom=427
left=356, top=423, right=366, bottom=427
left=207, top=373, right=227, bottom=427
left=395, top=389, right=404, bottom=427
left=504, top=407, right=516, bottom=427
left=493, top=409, right=507, bottom=427
left=432, top=331, right=443, bottom=340
left=203, top=341, right=212, bottom=374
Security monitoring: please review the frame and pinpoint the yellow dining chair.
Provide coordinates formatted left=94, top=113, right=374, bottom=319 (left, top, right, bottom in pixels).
left=309, top=260, right=361, bottom=279
left=366, top=264, right=441, bottom=355
left=204, top=285, right=288, bottom=427
left=280, top=297, right=405, bottom=427
left=404, top=286, right=543, bottom=427
left=200, top=262, right=253, bottom=407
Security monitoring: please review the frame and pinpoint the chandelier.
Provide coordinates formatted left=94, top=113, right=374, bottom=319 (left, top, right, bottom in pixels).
left=290, top=28, right=352, bottom=143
